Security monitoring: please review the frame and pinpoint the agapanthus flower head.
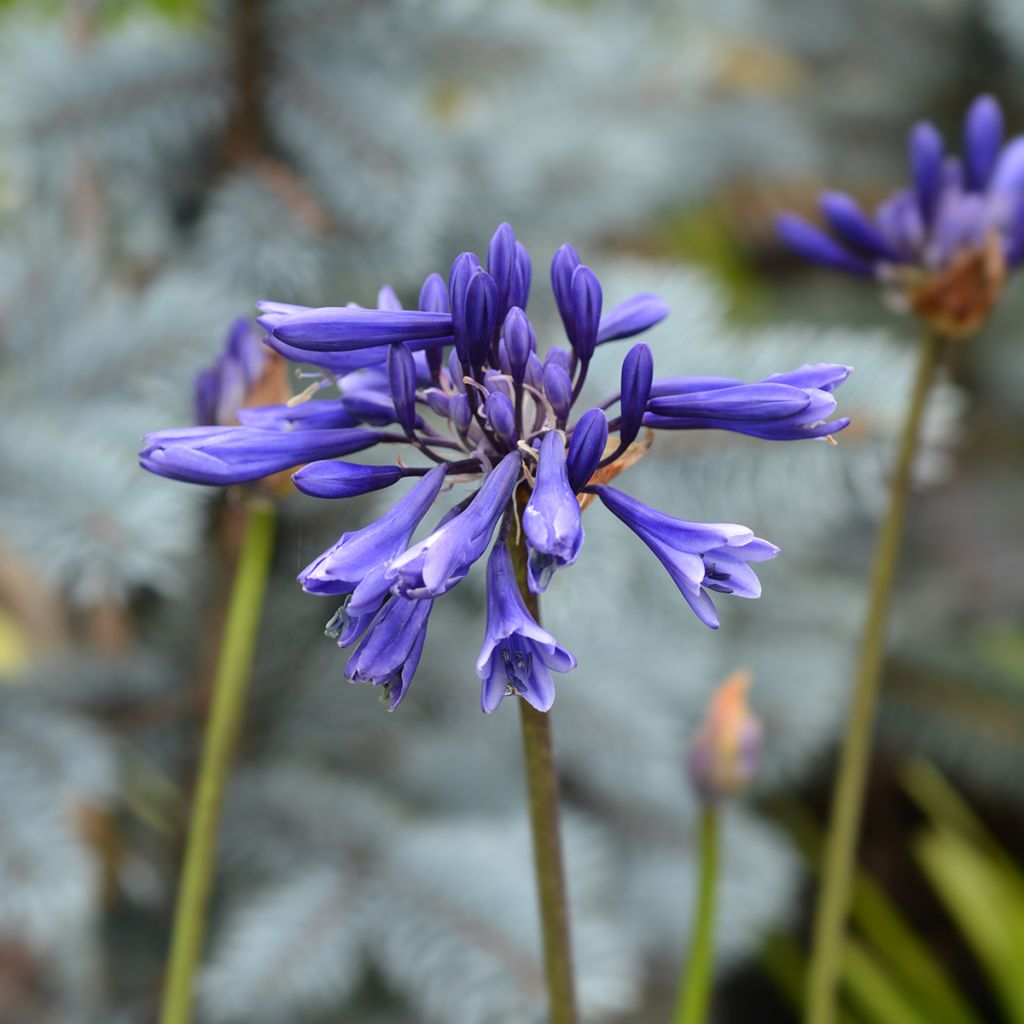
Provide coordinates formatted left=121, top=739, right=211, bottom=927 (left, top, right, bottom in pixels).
left=142, top=222, right=852, bottom=711
left=687, top=670, right=763, bottom=802
left=778, top=94, right=1024, bottom=339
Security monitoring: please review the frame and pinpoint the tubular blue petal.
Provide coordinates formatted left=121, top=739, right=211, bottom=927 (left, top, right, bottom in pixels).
left=964, top=94, right=1004, bottom=191
left=648, top=383, right=815, bottom=421
left=346, top=596, right=433, bottom=710
left=763, top=363, right=852, bottom=392
left=259, top=329, right=387, bottom=374
left=463, top=269, right=499, bottom=368
left=909, top=121, right=945, bottom=222
left=271, top=307, right=454, bottom=352
left=487, top=222, right=517, bottom=313
left=820, top=192, right=900, bottom=261
left=418, top=272, right=449, bottom=314
left=476, top=541, right=576, bottom=713
left=566, top=408, right=608, bottom=492
left=299, top=464, right=448, bottom=595
left=543, top=362, right=573, bottom=423
left=523, top=431, right=583, bottom=592
left=550, top=243, right=581, bottom=340
left=485, top=391, right=517, bottom=449
left=596, top=293, right=670, bottom=344
left=509, top=241, right=532, bottom=310
left=569, top=265, right=602, bottom=362
left=140, top=426, right=382, bottom=486
left=292, top=461, right=404, bottom=499
left=387, top=452, right=521, bottom=599
left=618, top=342, right=654, bottom=446
left=990, top=136, right=1024, bottom=194
left=503, top=307, right=535, bottom=385
left=387, top=342, right=418, bottom=434
left=776, top=213, right=873, bottom=275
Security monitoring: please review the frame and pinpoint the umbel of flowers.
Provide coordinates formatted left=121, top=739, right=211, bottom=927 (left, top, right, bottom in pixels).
left=142, top=224, right=851, bottom=713
left=778, top=94, right=1024, bottom=339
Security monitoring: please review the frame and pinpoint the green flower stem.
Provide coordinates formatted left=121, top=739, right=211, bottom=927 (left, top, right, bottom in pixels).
left=511, top=505, right=579, bottom=1024
left=674, top=805, right=720, bottom=1024
left=160, top=499, right=277, bottom=1024
left=805, top=329, right=944, bottom=1024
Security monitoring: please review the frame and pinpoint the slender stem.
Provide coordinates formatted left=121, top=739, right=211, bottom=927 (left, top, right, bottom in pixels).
left=673, top=806, right=720, bottom=1024
left=160, top=500, right=276, bottom=1024
left=805, top=330, right=944, bottom=1024
left=510, top=503, right=578, bottom=1024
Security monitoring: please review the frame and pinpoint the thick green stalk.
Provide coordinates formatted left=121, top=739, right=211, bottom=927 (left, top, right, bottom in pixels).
left=805, top=331, right=944, bottom=1024
left=160, top=500, right=276, bottom=1024
left=510, top=515, right=579, bottom=1024
left=674, top=806, right=720, bottom=1024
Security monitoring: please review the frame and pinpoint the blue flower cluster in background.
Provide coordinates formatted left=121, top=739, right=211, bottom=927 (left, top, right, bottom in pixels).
left=142, top=224, right=851, bottom=712
left=778, top=95, right=1024, bottom=337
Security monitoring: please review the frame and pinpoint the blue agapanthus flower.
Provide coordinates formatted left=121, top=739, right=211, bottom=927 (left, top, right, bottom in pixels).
left=778, top=94, right=1023, bottom=338
left=141, top=223, right=852, bottom=711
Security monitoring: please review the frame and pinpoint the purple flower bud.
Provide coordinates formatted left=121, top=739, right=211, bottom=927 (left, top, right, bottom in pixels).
left=503, top=307, right=535, bottom=385
left=266, top=307, right=453, bottom=353
left=487, top=222, right=517, bottom=312
left=447, top=348, right=465, bottom=392
left=525, top=352, right=544, bottom=391
left=596, top=485, right=779, bottom=629
left=418, top=272, right=450, bottom=314
left=485, top=391, right=517, bottom=449
left=419, top=272, right=449, bottom=380
left=387, top=342, right=418, bottom=434
left=449, top=393, right=472, bottom=434
left=523, top=431, right=584, bottom=592
left=687, top=670, right=763, bottom=802
left=566, top=408, right=608, bottom=492
left=776, top=214, right=873, bottom=276
left=618, top=342, right=654, bottom=447
left=377, top=285, right=402, bottom=311
left=569, top=265, right=602, bottom=362
left=508, top=241, right=532, bottom=310
left=292, top=461, right=404, bottom=499
left=462, top=268, right=499, bottom=369
left=422, top=388, right=451, bottom=417
left=550, top=243, right=581, bottom=339
left=543, top=362, right=573, bottom=423
left=387, top=452, right=521, bottom=599
left=909, top=121, right=944, bottom=222
left=346, top=596, right=433, bottom=711
left=544, top=346, right=572, bottom=374
left=596, top=294, right=669, bottom=345
left=140, top=426, right=381, bottom=486
left=299, top=464, right=448, bottom=595
left=449, top=251, right=481, bottom=365
left=964, top=94, right=1004, bottom=192
left=820, top=192, right=900, bottom=261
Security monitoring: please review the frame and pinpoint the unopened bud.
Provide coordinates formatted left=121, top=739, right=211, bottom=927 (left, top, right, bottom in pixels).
left=687, top=670, right=762, bottom=803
